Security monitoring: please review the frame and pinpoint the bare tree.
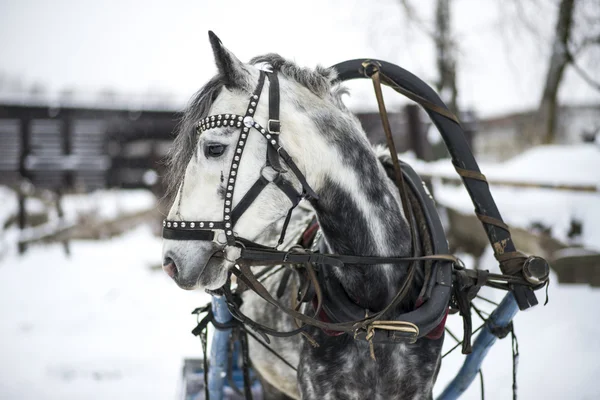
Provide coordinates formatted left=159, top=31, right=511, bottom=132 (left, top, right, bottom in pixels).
left=434, top=0, right=459, bottom=116
left=498, top=0, right=599, bottom=144
left=397, top=0, right=459, bottom=116
left=538, top=0, right=576, bottom=144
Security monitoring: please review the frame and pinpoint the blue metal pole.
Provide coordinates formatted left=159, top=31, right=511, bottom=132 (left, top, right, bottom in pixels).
left=437, top=293, right=519, bottom=400
left=208, top=295, right=233, bottom=400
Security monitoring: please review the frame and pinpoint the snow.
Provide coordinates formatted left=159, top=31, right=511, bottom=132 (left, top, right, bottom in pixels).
left=1, top=144, right=600, bottom=399
left=403, top=144, right=600, bottom=250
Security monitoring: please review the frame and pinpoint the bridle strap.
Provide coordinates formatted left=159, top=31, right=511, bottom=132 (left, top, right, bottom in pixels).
left=230, top=175, right=270, bottom=225
left=277, top=148, right=318, bottom=200
left=239, top=247, right=461, bottom=268
left=266, top=71, right=284, bottom=172
left=162, top=228, right=216, bottom=241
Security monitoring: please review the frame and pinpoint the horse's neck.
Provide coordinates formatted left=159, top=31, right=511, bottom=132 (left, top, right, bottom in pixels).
left=307, top=139, right=414, bottom=311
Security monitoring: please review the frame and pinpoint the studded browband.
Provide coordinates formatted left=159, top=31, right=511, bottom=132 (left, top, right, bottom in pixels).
left=162, top=69, right=318, bottom=246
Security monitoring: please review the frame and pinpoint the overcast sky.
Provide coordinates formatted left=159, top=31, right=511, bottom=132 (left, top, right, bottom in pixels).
left=0, top=0, right=598, bottom=116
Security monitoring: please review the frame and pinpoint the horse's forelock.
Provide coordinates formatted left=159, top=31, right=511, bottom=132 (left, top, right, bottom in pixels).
left=164, top=75, right=224, bottom=198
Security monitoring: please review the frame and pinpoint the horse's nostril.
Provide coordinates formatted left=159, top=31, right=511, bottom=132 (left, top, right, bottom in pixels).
left=162, top=257, right=178, bottom=278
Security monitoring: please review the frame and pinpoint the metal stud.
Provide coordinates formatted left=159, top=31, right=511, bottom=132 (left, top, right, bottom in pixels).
left=241, top=134, right=247, bottom=139
left=226, top=193, right=232, bottom=198
left=217, top=120, right=221, bottom=126
left=173, top=222, right=178, bottom=228
left=236, top=122, right=241, bottom=127
left=231, top=171, right=236, bottom=176
left=251, top=102, right=256, bottom=107
left=236, top=149, right=242, bottom=153
left=227, top=230, right=232, bottom=235
left=229, top=178, right=234, bottom=183
left=190, top=222, right=195, bottom=228
left=163, top=220, right=166, bottom=227
left=271, top=140, right=276, bottom=145
left=243, top=116, right=254, bottom=127
left=228, top=185, right=233, bottom=190
left=211, top=116, right=215, bottom=121
left=211, top=122, right=215, bottom=128
left=254, top=122, right=260, bottom=128
left=200, top=222, right=205, bottom=228
left=248, top=108, right=254, bottom=114
left=229, top=120, right=234, bottom=126
left=266, top=134, right=271, bottom=139
left=218, top=115, right=222, bottom=120
left=225, top=200, right=231, bottom=205
left=167, top=222, right=172, bottom=227
left=225, top=222, right=231, bottom=228
left=209, top=222, right=214, bottom=228
left=225, top=208, right=230, bottom=213
left=239, top=141, right=244, bottom=146
left=253, top=95, right=258, bottom=99
left=243, top=128, right=249, bottom=133
left=224, top=114, right=229, bottom=119
left=181, top=222, right=186, bottom=228
left=234, top=156, right=240, bottom=161
left=225, top=216, right=230, bottom=221
left=261, top=129, right=266, bottom=134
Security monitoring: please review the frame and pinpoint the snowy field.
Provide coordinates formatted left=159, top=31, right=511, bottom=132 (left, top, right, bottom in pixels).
left=1, top=145, right=599, bottom=400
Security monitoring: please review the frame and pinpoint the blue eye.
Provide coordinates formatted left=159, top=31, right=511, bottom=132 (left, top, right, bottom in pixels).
left=205, top=143, right=227, bottom=158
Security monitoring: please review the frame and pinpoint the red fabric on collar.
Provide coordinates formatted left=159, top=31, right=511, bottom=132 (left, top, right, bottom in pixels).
left=415, top=298, right=449, bottom=340
left=312, top=298, right=345, bottom=337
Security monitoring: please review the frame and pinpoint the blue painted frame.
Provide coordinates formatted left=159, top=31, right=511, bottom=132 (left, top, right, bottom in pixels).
left=437, top=293, right=519, bottom=399
left=208, top=296, right=233, bottom=400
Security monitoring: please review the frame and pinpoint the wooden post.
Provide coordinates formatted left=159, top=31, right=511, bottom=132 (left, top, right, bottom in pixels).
left=405, top=104, right=432, bottom=161
left=18, top=116, right=31, bottom=254
left=58, top=111, right=72, bottom=255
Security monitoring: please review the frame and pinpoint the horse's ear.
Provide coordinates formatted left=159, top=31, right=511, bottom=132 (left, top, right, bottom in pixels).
left=208, top=31, right=248, bottom=88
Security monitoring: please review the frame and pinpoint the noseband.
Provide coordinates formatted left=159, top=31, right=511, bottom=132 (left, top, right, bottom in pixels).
left=162, top=69, right=318, bottom=247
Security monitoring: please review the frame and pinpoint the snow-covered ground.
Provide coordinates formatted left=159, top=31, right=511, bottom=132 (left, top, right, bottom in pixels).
left=1, top=144, right=599, bottom=399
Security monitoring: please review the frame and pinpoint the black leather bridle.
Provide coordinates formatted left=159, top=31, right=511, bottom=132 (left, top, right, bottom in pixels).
left=162, top=69, right=318, bottom=248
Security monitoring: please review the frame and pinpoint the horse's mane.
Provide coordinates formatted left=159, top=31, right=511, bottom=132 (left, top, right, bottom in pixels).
left=250, top=54, right=337, bottom=98
left=164, top=54, right=348, bottom=198
left=164, top=75, right=223, bottom=198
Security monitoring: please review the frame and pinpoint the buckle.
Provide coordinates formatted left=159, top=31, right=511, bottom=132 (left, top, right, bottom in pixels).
left=268, top=119, right=281, bottom=134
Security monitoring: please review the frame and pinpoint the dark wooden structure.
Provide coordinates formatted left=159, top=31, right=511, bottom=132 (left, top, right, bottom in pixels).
left=0, top=104, right=180, bottom=192
left=0, top=104, right=180, bottom=252
left=0, top=102, right=432, bottom=253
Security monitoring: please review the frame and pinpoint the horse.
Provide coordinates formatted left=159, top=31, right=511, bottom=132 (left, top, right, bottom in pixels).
left=161, top=31, right=444, bottom=399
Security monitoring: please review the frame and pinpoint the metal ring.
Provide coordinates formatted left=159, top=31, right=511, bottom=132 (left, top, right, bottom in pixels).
left=453, top=257, right=466, bottom=270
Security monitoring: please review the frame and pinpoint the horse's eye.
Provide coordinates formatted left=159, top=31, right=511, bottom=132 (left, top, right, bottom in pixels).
left=205, top=143, right=227, bottom=158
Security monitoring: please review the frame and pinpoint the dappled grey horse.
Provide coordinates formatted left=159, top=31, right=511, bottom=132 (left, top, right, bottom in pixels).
left=161, top=32, right=443, bottom=399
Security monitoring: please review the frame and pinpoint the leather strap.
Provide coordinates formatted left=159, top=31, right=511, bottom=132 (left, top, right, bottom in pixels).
left=162, top=228, right=215, bottom=241
left=277, top=148, right=319, bottom=200
left=476, top=213, right=510, bottom=232
left=231, top=176, right=270, bottom=225
left=454, top=165, right=487, bottom=182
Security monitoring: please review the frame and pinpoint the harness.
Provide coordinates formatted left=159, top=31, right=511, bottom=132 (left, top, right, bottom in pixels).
left=162, top=64, right=549, bottom=350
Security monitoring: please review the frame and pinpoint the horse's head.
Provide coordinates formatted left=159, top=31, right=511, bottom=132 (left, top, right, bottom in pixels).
left=162, top=32, right=341, bottom=290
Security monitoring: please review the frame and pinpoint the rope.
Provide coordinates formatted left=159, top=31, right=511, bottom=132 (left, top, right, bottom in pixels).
left=511, top=325, right=520, bottom=400
left=479, top=369, right=486, bottom=400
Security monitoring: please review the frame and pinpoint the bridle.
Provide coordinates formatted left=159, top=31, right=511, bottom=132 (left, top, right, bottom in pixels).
left=162, top=69, right=318, bottom=248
